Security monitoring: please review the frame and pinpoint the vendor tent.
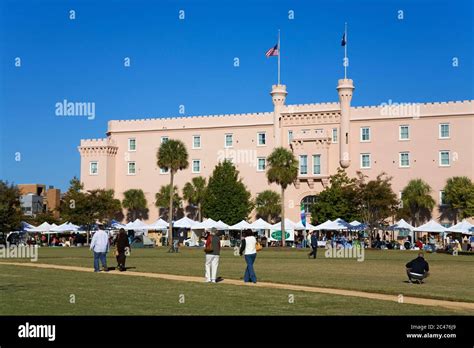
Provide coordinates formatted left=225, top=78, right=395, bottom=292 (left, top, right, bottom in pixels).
left=191, top=218, right=217, bottom=230
left=26, top=222, right=52, bottom=232
left=322, top=218, right=351, bottom=231
left=125, top=219, right=150, bottom=230
left=229, top=220, right=252, bottom=230
left=389, top=219, right=414, bottom=231
left=215, top=220, right=229, bottom=230
left=445, top=220, right=474, bottom=235
left=249, top=218, right=272, bottom=230
left=413, top=220, right=445, bottom=233
left=50, top=222, right=80, bottom=233
left=314, top=220, right=333, bottom=230
left=270, top=218, right=297, bottom=231
left=147, top=219, right=168, bottom=230
left=173, top=216, right=197, bottom=229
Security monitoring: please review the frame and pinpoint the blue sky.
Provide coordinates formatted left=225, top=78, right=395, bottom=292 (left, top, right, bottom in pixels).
left=0, top=0, right=472, bottom=191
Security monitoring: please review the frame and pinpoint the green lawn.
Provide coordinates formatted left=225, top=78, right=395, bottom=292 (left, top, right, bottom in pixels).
left=0, top=247, right=472, bottom=315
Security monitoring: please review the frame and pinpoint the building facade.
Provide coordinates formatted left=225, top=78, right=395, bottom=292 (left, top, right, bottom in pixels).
left=18, top=184, right=61, bottom=217
left=78, top=79, right=474, bottom=225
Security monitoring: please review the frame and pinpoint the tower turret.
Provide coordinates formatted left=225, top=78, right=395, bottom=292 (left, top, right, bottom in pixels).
left=336, top=79, right=354, bottom=168
left=270, top=84, right=288, bottom=147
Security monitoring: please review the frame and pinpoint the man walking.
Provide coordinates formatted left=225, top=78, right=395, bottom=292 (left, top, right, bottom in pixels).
left=204, top=228, right=221, bottom=283
left=90, top=229, right=110, bottom=272
left=308, top=231, right=318, bottom=259
left=405, top=252, right=430, bottom=284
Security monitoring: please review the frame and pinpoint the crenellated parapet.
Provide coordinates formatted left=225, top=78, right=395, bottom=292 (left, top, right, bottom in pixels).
left=78, top=138, right=118, bottom=157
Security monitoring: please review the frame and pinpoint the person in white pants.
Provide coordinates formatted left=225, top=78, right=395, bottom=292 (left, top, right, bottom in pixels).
left=204, top=229, right=221, bottom=283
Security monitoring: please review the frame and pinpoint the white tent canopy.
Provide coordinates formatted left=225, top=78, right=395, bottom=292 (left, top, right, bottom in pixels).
left=319, top=218, right=351, bottom=231
left=215, top=220, right=229, bottom=230
left=249, top=218, right=272, bottom=230
left=349, top=220, right=361, bottom=226
left=125, top=219, right=150, bottom=230
left=173, top=216, right=197, bottom=229
left=270, top=218, right=297, bottom=231
left=26, top=221, right=52, bottom=232
left=389, top=219, right=415, bottom=231
left=314, top=220, right=333, bottom=230
left=191, top=218, right=217, bottom=230
left=146, top=218, right=168, bottom=230
left=413, top=220, right=445, bottom=233
left=229, top=220, right=252, bottom=230
left=445, top=220, right=474, bottom=235
left=50, top=222, right=80, bottom=232
left=294, top=220, right=316, bottom=231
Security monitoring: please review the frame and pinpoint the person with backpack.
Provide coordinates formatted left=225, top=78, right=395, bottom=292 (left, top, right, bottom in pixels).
left=204, top=228, right=221, bottom=283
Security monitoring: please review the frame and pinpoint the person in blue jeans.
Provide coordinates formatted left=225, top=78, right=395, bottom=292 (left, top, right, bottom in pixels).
left=90, top=229, right=110, bottom=272
left=239, top=229, right=257, bottom=283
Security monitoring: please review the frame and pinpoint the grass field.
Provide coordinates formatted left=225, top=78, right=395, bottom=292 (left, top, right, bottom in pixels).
left=0, top=247, right=473, bottom=315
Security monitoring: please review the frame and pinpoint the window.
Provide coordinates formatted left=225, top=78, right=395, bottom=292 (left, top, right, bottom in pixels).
left=399, top=192, right=404, bottom=208
left=332, top=128, right=338, bottom=143
left=225, top=134, right=233, bottom=148
left=288, top=130, right=293, bottom=144
left=128, top=138, right=136, bottom=151
left=89, top=161, right=98, bottom=175
left=439, top=123, right=450, bottom=139
left=312, top=154, right=321, bottom=174
left=301, top=195, right=318, bottom=213
left=257, top=157, right=266, bottom=172
left=439, top=191, right=446, bottom=206
left=127, top=161, right=136, bottom=175
left=161, top=136, right=169, bottom=144
left=193, top=135, right=201, bottom=149
left=399, top=152, right=410, bottom=167
left=360, top=153, right=371, bottom=169
left=399, top=125, right=409, bottom=140
left=257, top=132, right=266, bottom=146
left=439, top=151, right=450, bottom=166
left=192, top=160, right=201, bottom=173
left=360, top=127, right=371, bottom=142
left=299, top=155, right=308, bottom=175
left=160, top=166, right=169, bottom=174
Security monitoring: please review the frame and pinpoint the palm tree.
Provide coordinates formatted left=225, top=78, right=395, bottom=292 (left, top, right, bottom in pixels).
left=255, top=190, right=281, bottom=223
left=122, top=189, right=149, bottom=222
left=401, top=179, right=436, bottom=226
left=266, top=147, right=298, bottom=246
left=157, top=139, right=189, bottom=246
left=183, top=176, right=207, bottom=221
left=155, top=184, right=182, bottom=220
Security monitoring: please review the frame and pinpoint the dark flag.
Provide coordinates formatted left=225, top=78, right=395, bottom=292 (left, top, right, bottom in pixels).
left=341, top=32, right=347, bottom=46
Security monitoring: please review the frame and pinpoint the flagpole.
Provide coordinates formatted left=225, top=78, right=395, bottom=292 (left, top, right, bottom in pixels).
left=278, top=29, right=281, bottom=85
left=344, top=22, right=347, bottom=79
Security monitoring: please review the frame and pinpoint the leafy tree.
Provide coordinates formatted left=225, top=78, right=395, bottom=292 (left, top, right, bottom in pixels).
left=400, top=179, right=435, bottom=227
left=266, top=147, right=299, bottom=246
left=60, top=177, right=123, bottom=242
left=155, top=185, right=182, bottom=220
left=156, top=139, right=189, bottom=246
left=0, top=181, right=22, bottom=233
left=202, top=160, right=253, bottom=225
left=310, top=168, right=359, bottom=224
left=443, top=176, right=474, bottom=223
left=122, top=189, right=149, bottom=222
left=255, top=190, right=281, bottom=223
left=183, top=176, right=207, bottom=221
left=355, top=172, right=398, bottom=243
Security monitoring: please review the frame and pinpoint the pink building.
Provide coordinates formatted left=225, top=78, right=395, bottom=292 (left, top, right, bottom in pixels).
left=78, top=79, right=474, bottom=224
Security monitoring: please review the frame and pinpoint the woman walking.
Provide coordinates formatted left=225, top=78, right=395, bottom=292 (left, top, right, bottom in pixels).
left=115, top=228, right=130, bottom=272
left=239, top=229, right=257, bottom=283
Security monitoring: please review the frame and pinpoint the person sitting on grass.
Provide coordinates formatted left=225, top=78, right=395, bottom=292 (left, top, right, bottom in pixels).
left=405, top=252, right=430, bottom=284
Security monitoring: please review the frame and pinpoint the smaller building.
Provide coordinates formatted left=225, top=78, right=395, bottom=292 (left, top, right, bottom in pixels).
left=18, top=184, right=61, bottom=217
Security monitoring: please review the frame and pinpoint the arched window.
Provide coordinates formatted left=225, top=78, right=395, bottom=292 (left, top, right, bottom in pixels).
left=301, top=195, right=318, bottom=213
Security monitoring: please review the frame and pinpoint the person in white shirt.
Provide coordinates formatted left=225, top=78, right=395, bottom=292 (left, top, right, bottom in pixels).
left=239, top=229, right=257, bottom=283
left=90, top=229, right=110, bottom=272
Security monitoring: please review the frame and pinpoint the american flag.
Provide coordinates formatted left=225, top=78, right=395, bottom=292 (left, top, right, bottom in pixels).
left=265, top=44, right=279, bottom=57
